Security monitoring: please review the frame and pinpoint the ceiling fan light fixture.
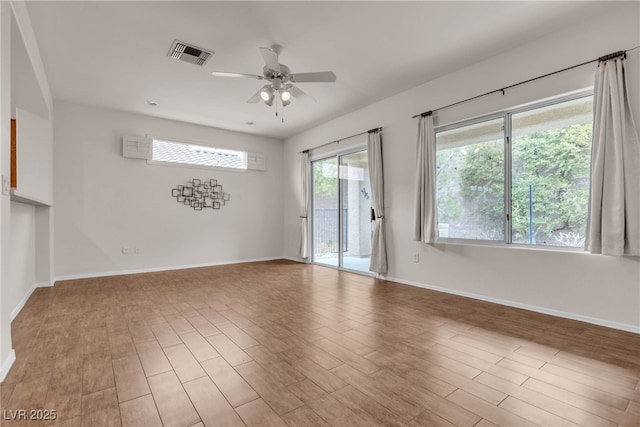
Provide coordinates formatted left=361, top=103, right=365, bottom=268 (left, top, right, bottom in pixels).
left=280, top=89, right=291, bottom=102
left=259, top=85, right=275, bottom=106
left=260, top=87, right=272, bottom=101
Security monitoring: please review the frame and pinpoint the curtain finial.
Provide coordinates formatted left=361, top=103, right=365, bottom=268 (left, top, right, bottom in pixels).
left=598, top=50, right=626, bottom=62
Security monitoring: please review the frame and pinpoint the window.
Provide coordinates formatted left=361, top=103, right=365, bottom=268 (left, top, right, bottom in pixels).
left=436, top=116, right=506, bottom=241
left=152, top=139, right=247, bottom=170
left=435, top=93, right=593, bottom=248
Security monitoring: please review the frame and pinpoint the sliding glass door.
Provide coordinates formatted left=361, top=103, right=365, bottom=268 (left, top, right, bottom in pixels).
left=312, top=149, right=372, bottom=273
left=312, top=157, right=340, bottom=267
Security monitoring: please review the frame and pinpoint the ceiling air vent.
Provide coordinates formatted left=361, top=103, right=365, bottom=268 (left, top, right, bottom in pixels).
left=167, top=40, right=213, bottom=66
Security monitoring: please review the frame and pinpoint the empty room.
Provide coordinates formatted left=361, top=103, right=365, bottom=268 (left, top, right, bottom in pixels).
left=0, top=1, right=639, bottom=426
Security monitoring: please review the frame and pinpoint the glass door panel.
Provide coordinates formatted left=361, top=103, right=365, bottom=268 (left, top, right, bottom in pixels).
left=312, top=157, right=339, bottom=267
left=340, top=151, right=371, bottom=272
left=311, top=148, right=372, bottom=273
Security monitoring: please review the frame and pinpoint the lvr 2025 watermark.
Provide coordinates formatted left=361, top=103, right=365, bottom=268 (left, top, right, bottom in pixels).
left=2, top=409, right=57, bottom=420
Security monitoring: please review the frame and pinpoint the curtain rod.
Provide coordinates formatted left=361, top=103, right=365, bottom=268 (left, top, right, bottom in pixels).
left=300, top=127, right=382, bottom=153
left=411, top=46, right=639, bottom=119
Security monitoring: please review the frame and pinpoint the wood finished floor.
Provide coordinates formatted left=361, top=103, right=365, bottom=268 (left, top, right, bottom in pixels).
left=1, top=260, right=639, bottom=427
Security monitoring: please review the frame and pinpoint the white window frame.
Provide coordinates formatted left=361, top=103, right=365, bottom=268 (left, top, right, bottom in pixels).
left=434, top=89, right=594, bottom=250
left=147, top=136, right=248, bottom=172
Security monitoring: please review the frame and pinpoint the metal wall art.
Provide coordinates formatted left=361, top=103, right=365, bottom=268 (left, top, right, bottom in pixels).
left=171, top=178, right=230, bottom=211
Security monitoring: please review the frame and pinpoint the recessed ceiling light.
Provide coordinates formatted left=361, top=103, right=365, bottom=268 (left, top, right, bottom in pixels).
left=146, top=101, right=158, bottom=106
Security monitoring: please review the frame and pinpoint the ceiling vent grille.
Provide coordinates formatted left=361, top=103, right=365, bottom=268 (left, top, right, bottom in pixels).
left=167, top=40, right=213, bottom=66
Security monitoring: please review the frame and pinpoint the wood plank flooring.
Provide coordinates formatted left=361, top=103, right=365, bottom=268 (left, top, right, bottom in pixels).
left=1, top=260, right=639, bottom=426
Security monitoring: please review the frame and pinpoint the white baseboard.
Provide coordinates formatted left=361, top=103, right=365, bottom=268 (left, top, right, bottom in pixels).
left=10, top=282, right=53, bottom=322
left=0, top=350, right=16, bottom=383
left=10, top=281, right=52, bottom=322
left=10, top=286, right=35, bottom=322
left=53, top=257, right=284, bottom=283
left=36, top=280, right=54, bottom=288
left=282, top=256, right=308, bottom=263
left=385, top=275, right=640, bottom=334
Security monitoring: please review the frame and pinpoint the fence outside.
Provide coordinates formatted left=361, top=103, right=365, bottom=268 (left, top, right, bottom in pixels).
left=313, top=208, right=348, bottom=256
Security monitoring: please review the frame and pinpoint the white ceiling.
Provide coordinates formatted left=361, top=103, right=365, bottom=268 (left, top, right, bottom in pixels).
left=26, top=1, right=614, bottom=140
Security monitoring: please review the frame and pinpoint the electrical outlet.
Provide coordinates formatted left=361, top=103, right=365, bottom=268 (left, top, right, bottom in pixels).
left=1, top=175, right=9, bottom=195
left=134, top=247, right=141, bottom=254
left=412, top=252, right=419, bottom=263
left=122, top=246, right=130, bottom=255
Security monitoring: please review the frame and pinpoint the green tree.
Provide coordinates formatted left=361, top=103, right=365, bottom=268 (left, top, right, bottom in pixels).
left=455, top=123, right=591, bottom=245
left=510, top=124, right=591, bottom=244
left=313, top=161, right=338, bottom=197
left=436, top=150, right=465, bottom=223
left=459, top=140, right=505, bottom=234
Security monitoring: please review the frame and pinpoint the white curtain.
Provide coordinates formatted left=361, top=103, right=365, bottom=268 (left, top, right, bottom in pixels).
left=298, top=151, right=310, bottom=259
left=413, top=114, right=438, bottom=243
left=586, top=57, right=640, bottom=256
left=368, top=130, right=388, bottom=273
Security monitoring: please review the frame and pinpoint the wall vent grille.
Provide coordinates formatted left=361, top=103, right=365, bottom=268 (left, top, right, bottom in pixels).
left=167, top=40, right=213, bottom=66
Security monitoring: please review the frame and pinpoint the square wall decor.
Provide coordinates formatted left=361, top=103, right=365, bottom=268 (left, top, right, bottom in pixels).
left=171, top=178, right=231, bottom=212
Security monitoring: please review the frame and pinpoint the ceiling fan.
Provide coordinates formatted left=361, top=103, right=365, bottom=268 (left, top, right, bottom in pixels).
left=211, top=45, right=336, bottom=108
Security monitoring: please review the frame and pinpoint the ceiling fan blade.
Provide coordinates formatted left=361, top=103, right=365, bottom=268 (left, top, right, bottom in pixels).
left=211, top=71, right=263, bottom=79
left=290, top=71, right=336, bottom=83
left=259, top=47, right=281, bottom=73
left=247, top=88, right=263, bottom=104
left=289, top=85, right=316, bottom=102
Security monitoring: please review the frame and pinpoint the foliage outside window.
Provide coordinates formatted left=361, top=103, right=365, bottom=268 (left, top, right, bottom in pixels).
left=435, top=94, right=593, bottom=248
left=313, top=160, right=339, bottom=197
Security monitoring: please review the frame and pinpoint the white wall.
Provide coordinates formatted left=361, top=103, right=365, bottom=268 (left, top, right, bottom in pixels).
left=1, top=1, right=54, bottom=381
left=0, top=0, right=14, bottom=379
left=9, top=202, right=35, bottom=316
left=10, top=12, right=47, bottom=119
left=15, top=108, right=53, bottom=204
left=284, top=2, right=640, bottom=331
left=53, top=101, right=284, bottom=278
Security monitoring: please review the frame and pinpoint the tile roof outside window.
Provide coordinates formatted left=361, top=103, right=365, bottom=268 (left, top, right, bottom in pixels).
left=152, top=139, right=247, bottom=169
